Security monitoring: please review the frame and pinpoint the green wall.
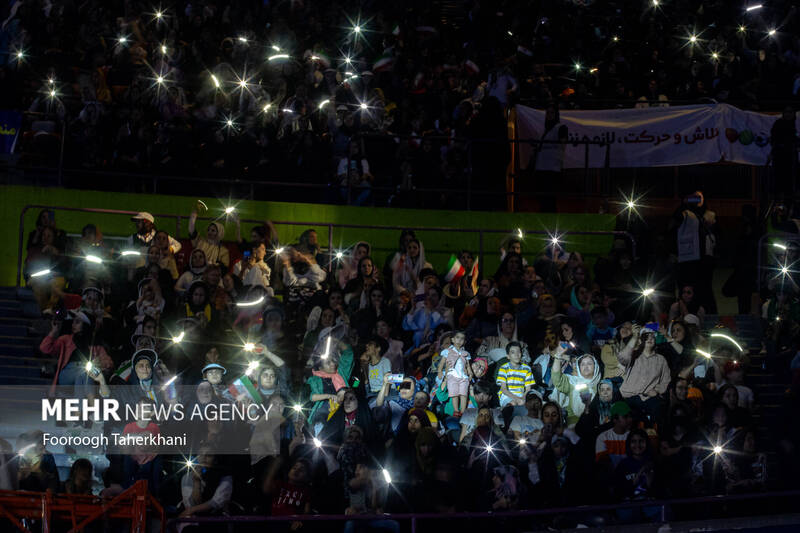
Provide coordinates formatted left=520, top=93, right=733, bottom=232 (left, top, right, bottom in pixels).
left=1, top=185, right=617, bottom=287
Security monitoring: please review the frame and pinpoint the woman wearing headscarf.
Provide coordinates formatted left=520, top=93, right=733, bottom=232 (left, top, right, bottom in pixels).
left=175, top=248, right=208, bottom=295
left=188, top=208, right=230, bottom=268
left=476, top=311, right=531, bottom=366
left=320, top=389, right=379, bottom=450
left=130, top=278, right=165, bottom=324
left=180, top=280, right=220, bottom=337
left=392, top=238, right=432, bottom=295
left=383, top=229, right=417, bottom=297
left=111, top=349, right=165, bottom=422
left=575, top=379, right=621, bottom=442
left=306, top=338, right=355, bottom=429
left=493, top=252, right=526, bottom=305
left=550, top=348, right=602, bottom=426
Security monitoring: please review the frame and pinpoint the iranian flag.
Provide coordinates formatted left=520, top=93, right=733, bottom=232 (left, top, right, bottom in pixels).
left=444, top=255, right=466, bottom=283
left=373, top=52, right=394, bottom=72
left=113, top=360, right=132, bottom=382
left=228, top=375, right=263, bottom=404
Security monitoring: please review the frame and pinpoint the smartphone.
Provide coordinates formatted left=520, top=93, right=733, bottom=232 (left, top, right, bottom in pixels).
left=580, top=390, right=592, bottom=403
left=387, top=373, right=405, bottom=384
left=243, top=250, right=251, bottom=260
left=89, top=366, right=101, bottom=378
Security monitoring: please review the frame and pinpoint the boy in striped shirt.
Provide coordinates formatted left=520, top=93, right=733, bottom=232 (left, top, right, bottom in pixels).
left=496, top=342, right=535, bottom=414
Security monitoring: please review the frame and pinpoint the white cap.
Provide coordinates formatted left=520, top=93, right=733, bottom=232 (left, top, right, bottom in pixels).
left=131, top=212, right=155, bottom=223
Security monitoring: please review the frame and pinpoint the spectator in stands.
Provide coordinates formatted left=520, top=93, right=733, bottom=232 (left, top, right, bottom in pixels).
left=551, top=349, right=601, bottom=426
left=16, top=431, right=59, bottom=493
left=669, top=285, right=706, bottom=324
left=477, top=312, right=530, bottom=365
left=617, top=326, right=671, bottom=419
left=25, top=225, right=66, bottom=311
left=40, top=309, right=112, bottom=397
left=62, top=458, right=93, bottom=495
left=188, top=209, right=230, bottom=268
left=179, top=445, right=233, bottom=519
left=600, top=321, right=632, bottom=386
left=175, top=249, right=209, bottom=295
left=595, top=401, right=633, bottom=468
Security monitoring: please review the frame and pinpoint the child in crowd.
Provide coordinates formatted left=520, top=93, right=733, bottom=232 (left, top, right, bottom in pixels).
left=437, top=330, right=474, bottom=416
left=496, top=342, right=536, bottom=415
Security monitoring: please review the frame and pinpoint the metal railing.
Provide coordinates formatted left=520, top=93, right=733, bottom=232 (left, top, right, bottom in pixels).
left=16, top=204, right=635, bottom=287
left=167, top=489, right=800, bottom=533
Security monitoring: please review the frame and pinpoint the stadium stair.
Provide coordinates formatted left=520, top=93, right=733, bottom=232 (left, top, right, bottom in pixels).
left=703, top=314, right=782, bottom=486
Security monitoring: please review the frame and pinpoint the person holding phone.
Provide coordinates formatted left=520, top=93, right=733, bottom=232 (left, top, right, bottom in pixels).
left=40, top=310, right=112, bottom=398
left=550, top=345, right=601, bottom=426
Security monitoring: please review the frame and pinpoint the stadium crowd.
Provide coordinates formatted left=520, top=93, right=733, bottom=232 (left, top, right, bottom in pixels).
left=3, top=0, right=800, bottom=205
left=2, top=193, right=796, bottom=529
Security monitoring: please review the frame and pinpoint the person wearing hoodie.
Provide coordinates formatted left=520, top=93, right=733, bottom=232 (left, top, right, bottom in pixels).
left=188, top=208, right=230, bottom=268
left=550, top=348, right=602, bottom=426
left=175, top=248, right=208, bottom=295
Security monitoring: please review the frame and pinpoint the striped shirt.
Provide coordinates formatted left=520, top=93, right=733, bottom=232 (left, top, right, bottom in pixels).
left=496, top=363, right=535, bottom=401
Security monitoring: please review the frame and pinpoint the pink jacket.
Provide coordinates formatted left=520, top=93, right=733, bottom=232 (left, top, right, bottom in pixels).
left=40, top=334, right=112, bottom=395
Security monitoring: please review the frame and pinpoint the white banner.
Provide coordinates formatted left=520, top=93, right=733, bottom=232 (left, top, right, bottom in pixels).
left=516, top=103, right=788, bottom=169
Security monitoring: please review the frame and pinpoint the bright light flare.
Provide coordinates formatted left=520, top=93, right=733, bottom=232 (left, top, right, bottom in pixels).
left=293, top=404, right=303, bottom=412
left=243, top=342, right=255, bottom=351
left=710, top=332, right=743, bottom=352
left=696, top=349, right=713, bottom=359
left=321, top=335, right=332, bottom=360
left=746, top=4, right=763, bottom=11
left=313, top=437, right=322, bottom=448
left=711, top=52, right=719, bottom=60
left=318, top=99, right=330, bottom=110
left=85, top=254, right=103, bottom=264
left=275, top=247, right=285, bottom=255
left=642, top=288, right=655, bottom=297
left=263, top=103, right=272, bottom=113
left=713, top=445, right=723, bottom=454
left=211, top=74, right=220, bottom=88
left=773, top=243, right=787, bottom=250
left=359, top=102, right=368, bottom=110
left=237, top=295, right=265, bottom=307
left=382, top=468, right=392, bottom=483
left=225, top=206, right=235, bottom=214
left=335, top=251, right=344, bottom=259
left=172, top=331, right=185, bottom=344
left=268, top=54, right=290, bottom=61
left=117, top=35, right=128, bottom=45
left=652, top=0, right=659, bottom=5
left=353, top=25, right=361, bottom=34
left=121, top=250, right=141, bottom=257
left=738, top=25, right=747, bottom=33
left=518, top=438, right=527, bottom=445
left=245, top=360, right=259, bottom=376
left=689, top=35, right=698, bottom=44
left=768, top=29, right=777, bottom=37
left=517, top=228, right=524, bottom=239
left=575, top=383, right=588, bottom=391
left=238, top=36, right=248, bottom=43
left=161, top=44, right=168, bottom=55
left=162, top=375, right=178, bottom=389
left=31, top=269, right=51, bottom=278
left=84, top=361, right=93, bottom=372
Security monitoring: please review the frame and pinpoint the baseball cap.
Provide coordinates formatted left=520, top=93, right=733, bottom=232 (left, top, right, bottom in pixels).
left=131, top=212, right=155, bottom=223
left=202, top=363, right=227, bottom=375
left=610, top=401, right=631, bottom=417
